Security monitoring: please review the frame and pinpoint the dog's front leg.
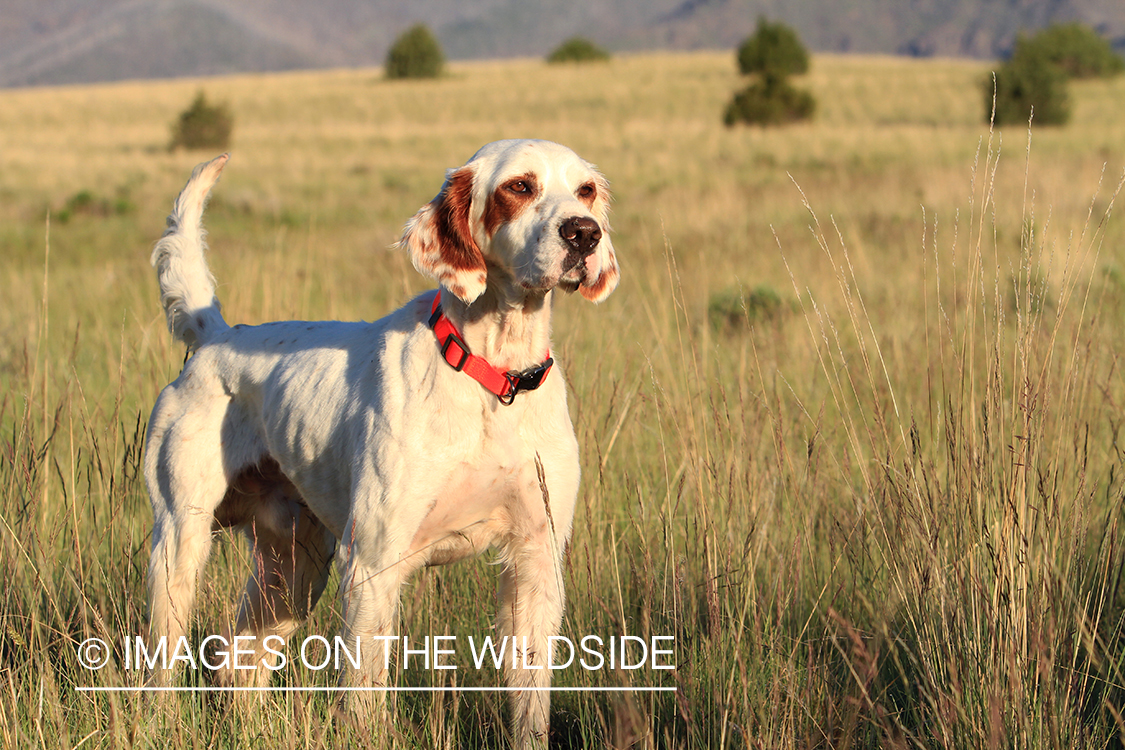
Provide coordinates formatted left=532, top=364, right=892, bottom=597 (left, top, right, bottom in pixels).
left=334, top=525, right=414, bottom=729
left=496, top=536, right=567, bottom=749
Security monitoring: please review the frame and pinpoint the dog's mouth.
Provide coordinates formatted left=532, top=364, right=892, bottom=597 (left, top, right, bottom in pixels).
left=558, top=252, right=588, bottom=291
left=517, top=250, right=588, bottom=293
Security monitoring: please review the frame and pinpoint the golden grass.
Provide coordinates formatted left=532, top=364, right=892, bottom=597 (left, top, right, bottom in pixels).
left=3, top=50, right=1125, bottom=748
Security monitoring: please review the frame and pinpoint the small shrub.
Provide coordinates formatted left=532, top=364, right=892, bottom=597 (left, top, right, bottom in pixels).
left=737, top=17, right=810, bottom=80
left=724, top=77, right=816, bottom=126
left=1017, top=23, right=1124, bottom=79
left=547, top=37, right=611, bottom=64
left=985, top=44, right=1070, bottom=126
left=385, top=24, right=444, bottom=80
left=169, top=91, right=233, bottom=151
left=56, top=188, right=135, bottom=223
left=708, top=284, right=788, bottom=330
left=64, top=190, right=98, bottom=220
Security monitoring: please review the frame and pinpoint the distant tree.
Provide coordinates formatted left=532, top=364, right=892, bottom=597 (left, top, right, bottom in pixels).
left=726, top=17, right=815, bottom=126
left=1015, top=23, right=1124, bottom=79
left=986, top=43, right=1071, bottom=126
left=169, top=91, right=233, bottom=151
left=547, top=37, right=611, bottom=64
left=385, top=24, right=444, bottom=80
left=737, top=17, right=809, bottom=81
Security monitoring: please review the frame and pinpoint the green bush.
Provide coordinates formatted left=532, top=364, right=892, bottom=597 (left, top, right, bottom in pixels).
left=737, top=17, right=810, bottom=80
left=385, top=24, right=445, bottom=80
left=985, top=44, right=1071, bottom=126
left=708, top=284, right=789, bottom=329
left=547, top=37, right=611, bottom=64
left=724, top=76, right=816, bottom=126
left=1016, top=23, right=1124, bottom=79
left=169, top=91, right=233, bottom=151
left=56, top=188, right=135, bottom=223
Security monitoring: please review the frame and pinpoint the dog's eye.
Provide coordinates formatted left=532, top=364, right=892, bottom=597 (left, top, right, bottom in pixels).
left=577, top=184, right=595, bottom=200
left=508, top=181, right=529, bottom=194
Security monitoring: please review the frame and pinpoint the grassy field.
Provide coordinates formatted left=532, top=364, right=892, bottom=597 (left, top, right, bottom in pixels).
left=3, top=50, right=1125, bottom=748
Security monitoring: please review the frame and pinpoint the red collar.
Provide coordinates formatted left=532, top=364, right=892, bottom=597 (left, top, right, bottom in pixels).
left=428, top=291, right=553, bottom=405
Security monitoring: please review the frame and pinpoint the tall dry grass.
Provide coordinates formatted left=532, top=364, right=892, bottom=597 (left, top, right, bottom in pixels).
left=2, top=52, right=1125, bottom=748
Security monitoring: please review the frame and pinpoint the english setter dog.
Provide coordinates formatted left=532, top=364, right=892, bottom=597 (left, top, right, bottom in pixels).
left=144, top=140, right=618, bottom=746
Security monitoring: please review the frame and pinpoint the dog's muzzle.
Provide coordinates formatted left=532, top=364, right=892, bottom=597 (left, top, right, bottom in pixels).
left=558, top=216, right=602, bottom=257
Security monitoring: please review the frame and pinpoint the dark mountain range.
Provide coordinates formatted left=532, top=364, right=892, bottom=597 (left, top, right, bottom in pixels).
left=1, top=0, right=1122, bottom=87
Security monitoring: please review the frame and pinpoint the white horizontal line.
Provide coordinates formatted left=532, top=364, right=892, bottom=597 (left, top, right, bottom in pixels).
left=78, top=686, right=676, bottom=693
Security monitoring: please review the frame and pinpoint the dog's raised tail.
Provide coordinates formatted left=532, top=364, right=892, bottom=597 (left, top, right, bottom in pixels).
left=151, top=153, right=231, bottom=352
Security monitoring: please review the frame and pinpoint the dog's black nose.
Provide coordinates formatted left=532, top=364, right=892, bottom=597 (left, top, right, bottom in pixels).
left=559, top=216, right=602, bottom=256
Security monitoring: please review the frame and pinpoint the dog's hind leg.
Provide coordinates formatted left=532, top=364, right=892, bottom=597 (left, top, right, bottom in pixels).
left=145, top=498, right=225, bottom=685
left=143, top=391, right=232, bottom=685
left=215, top=483, right=337, bottom=685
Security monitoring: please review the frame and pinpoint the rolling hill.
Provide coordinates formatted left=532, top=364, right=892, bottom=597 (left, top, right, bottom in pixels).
left=1, top=0, right=1123, bottom=87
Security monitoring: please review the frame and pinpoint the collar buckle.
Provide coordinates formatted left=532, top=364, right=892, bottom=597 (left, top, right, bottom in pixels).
left=500, top=358, right=554, bottom=405
left=439, top=332, right=470, bottom=372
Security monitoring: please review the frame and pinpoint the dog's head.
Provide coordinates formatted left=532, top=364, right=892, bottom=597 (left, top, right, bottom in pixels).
left=400, top=139, right=619, bottom=305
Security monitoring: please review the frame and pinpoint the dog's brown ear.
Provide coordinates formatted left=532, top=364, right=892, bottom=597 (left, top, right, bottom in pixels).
left=400, top=166, right=488, bottom=305
left=579, top=169, right=619, bottom=303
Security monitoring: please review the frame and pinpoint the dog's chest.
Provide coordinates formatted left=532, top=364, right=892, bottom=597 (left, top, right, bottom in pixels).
left=402, top=403, right=567, bottom=561
left=406, top=455, right=543, bottom=562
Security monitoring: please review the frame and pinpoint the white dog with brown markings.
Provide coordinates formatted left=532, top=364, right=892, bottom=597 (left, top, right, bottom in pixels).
left=144, top=140, right=618, bottom=746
